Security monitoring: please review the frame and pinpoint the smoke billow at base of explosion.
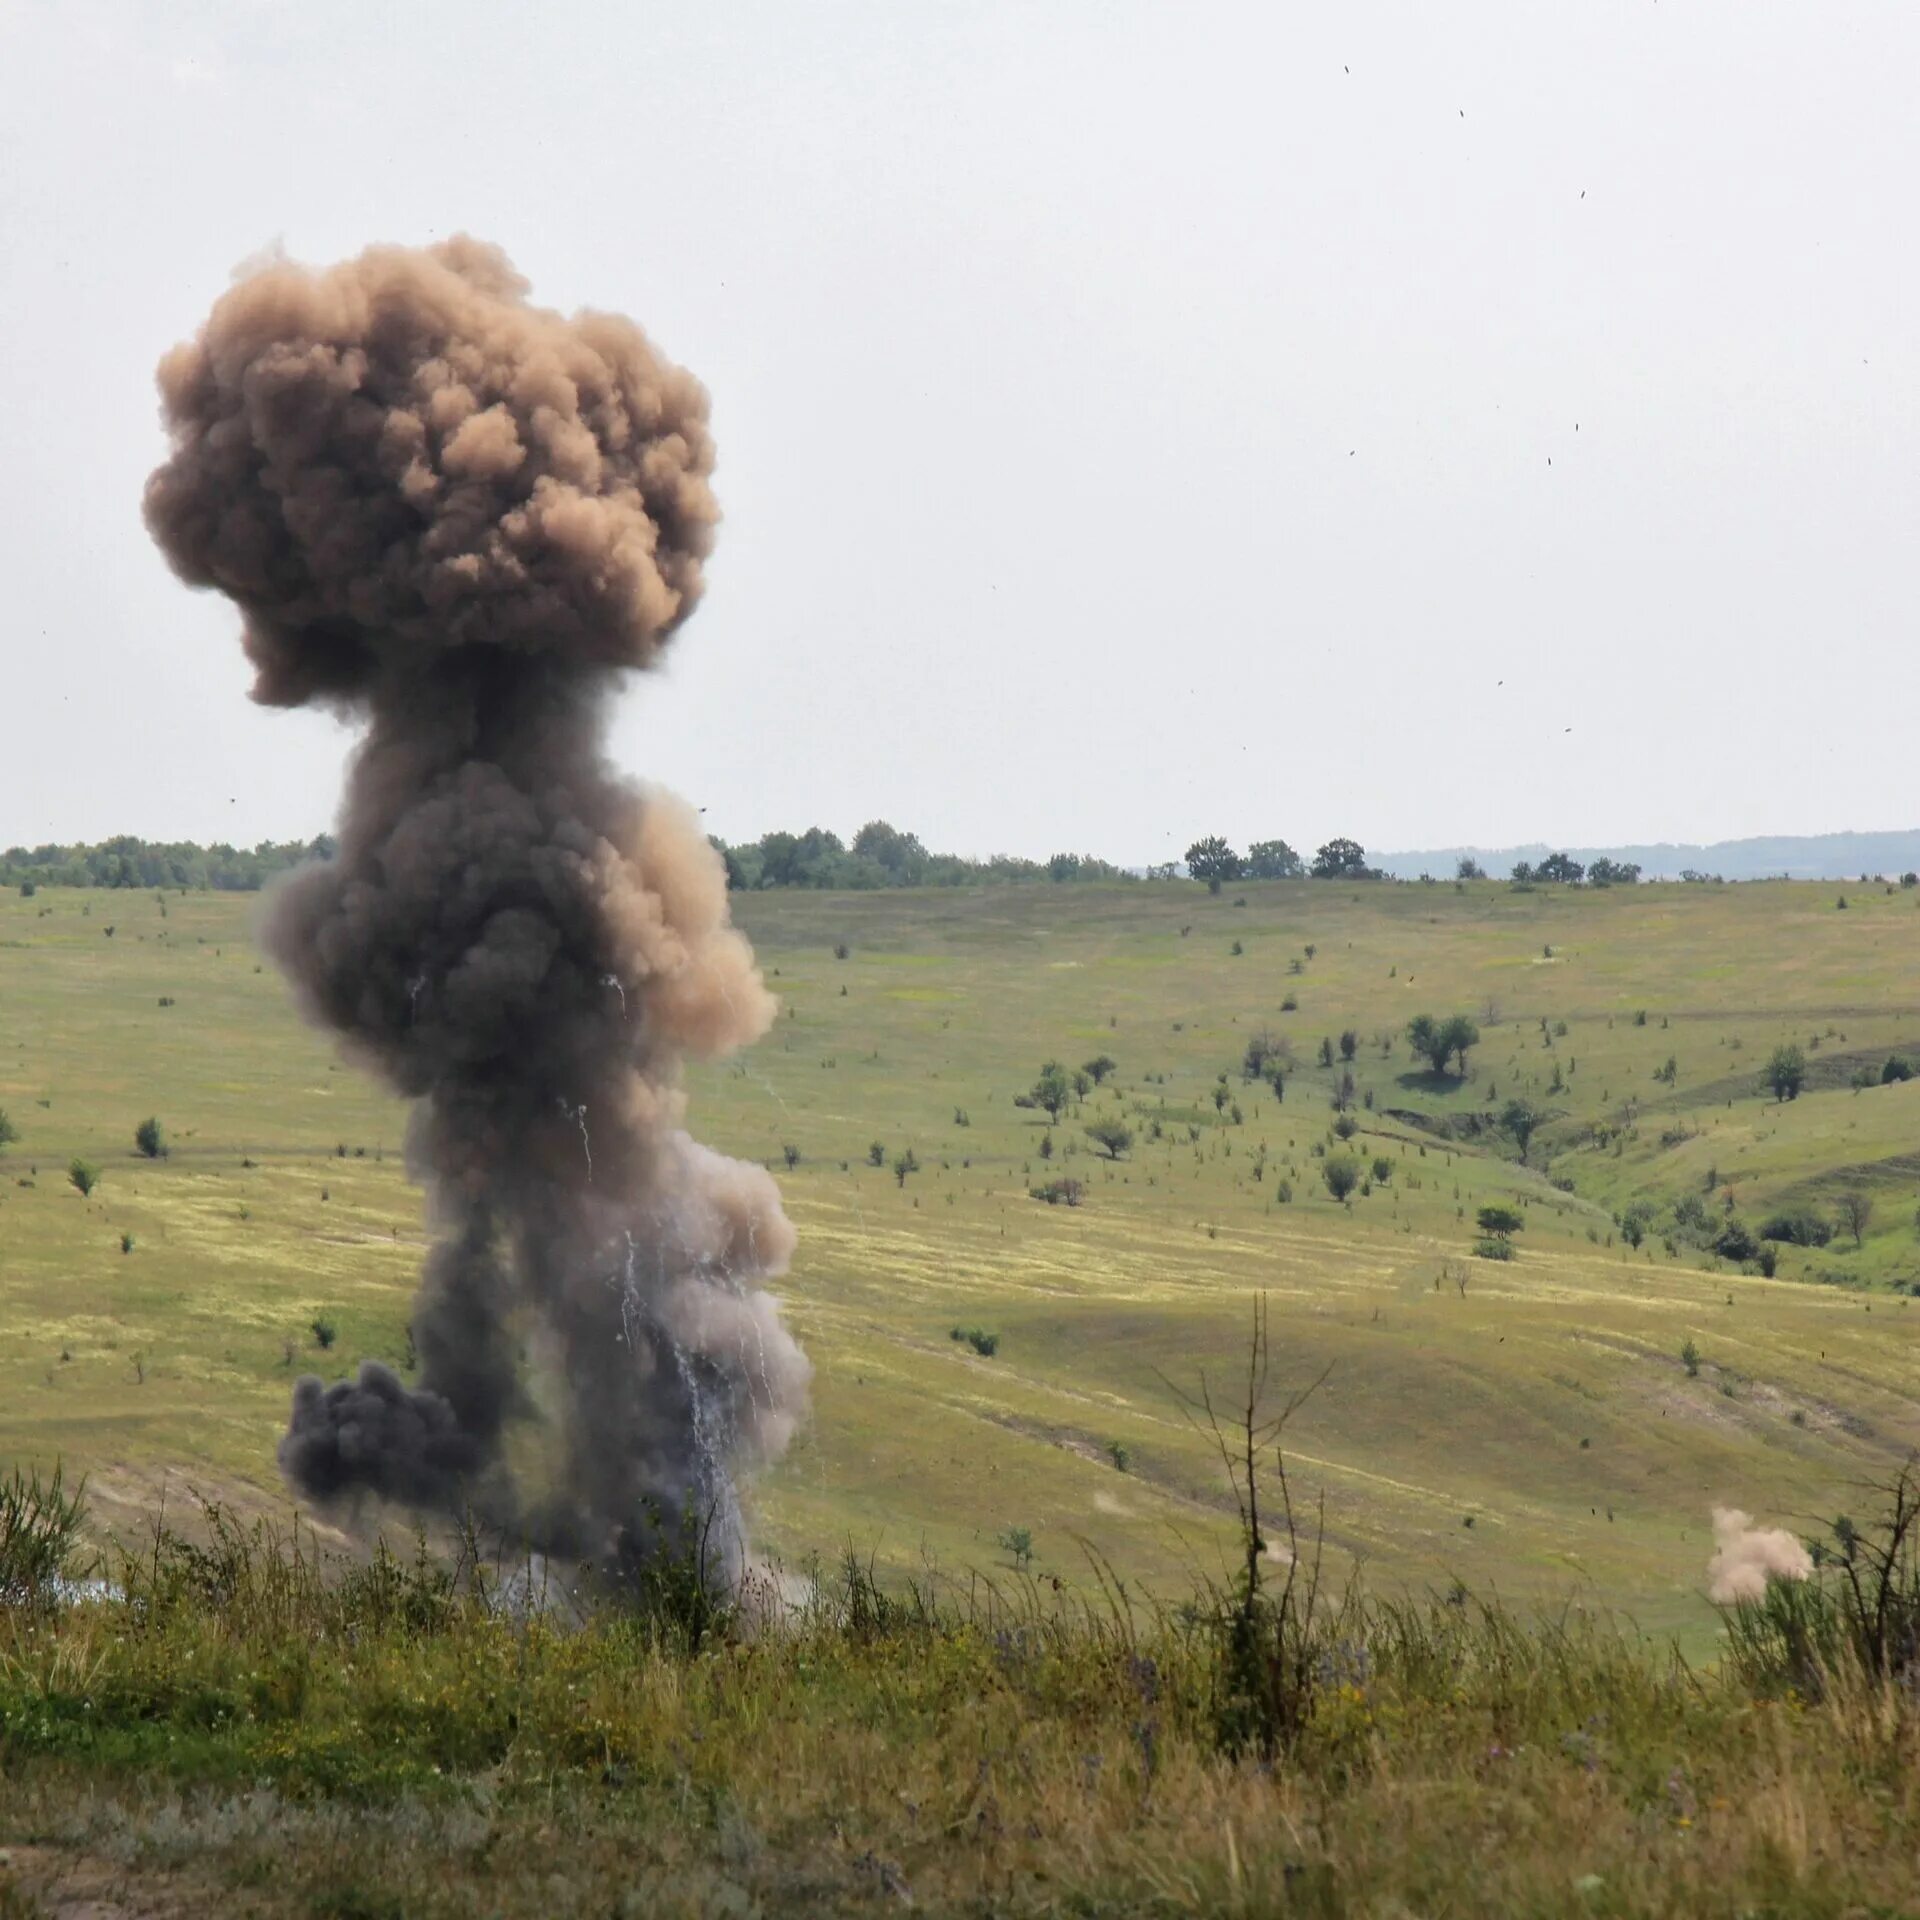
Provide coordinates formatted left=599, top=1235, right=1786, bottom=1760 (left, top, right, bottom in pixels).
left=144, top=237, right=808, bottom=1590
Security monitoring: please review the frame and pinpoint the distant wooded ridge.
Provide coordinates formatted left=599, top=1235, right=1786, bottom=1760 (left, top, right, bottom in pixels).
left=2, top=836, right=336, bottom=892
left=7, top=823, right=1919, bottom=892
left=1373, top=828, right=1920, bottom=883
left=0, top=826, right=1129, bottom=895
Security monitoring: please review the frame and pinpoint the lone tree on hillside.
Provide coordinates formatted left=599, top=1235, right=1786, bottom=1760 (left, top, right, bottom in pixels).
left=1407, top=1014, right=1446, bottom=1074
left=1441, top=1014, right=1481, bottom=1074
left=1185, top=837, right=1243, bottom=893
left=1501, top=1098, right=1545, bottom=1165
left=1765, top=1043, right=1807, bottom=1102
left=1242, top=1030, right=1282, bottom=1079
left=1476, top=1204, right=1524, bottom=1239
left=1245, top=839, right=1304, bottom=879
left=1311, top=837, right=1373, bottom=879
left=1838, top=1189, right=1874, bottom=1248
left=1085, top=1120, right=1134, bottom=1160
left=1408, top=1012, right=1481, bottom=1078
left=68, top=1159, right=100, bottom=1199
left=1082, top=1055, right=1117, bottom=1085
left=1015, top=1061, right=1073, bottom=1128
left=892, top=1149, right=920, bottom=1189
left=1323, top=1152, right=1361, bottom=1202
left=134, top=1116, right=167, bottom=1160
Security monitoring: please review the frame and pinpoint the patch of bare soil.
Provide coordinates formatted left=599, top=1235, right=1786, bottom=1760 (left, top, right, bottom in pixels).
left=0, top=1848, right=239, bottom=1920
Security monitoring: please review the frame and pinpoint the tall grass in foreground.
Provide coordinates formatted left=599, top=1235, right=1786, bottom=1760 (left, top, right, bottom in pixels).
left=0, top=1467, right=89, bottom=1609
left=1723, top=1459, right=1920, bottom=1700
left=0, top=1436, right=1915, bottom=1913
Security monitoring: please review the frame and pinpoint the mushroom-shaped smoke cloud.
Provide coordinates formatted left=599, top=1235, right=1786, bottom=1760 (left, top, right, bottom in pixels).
left=145, top=237, right=808, bottom=1581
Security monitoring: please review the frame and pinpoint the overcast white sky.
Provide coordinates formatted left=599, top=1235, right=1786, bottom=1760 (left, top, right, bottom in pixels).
left=2, top=1, right=1915, bottom=862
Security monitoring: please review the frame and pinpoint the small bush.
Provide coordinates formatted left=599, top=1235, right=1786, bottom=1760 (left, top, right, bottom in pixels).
left=311, top=1317, right=338, bottom=1351
left=1760, top=1207, right=1833, bottom=1249
left=1030, top=1177, right=1084, bottom=1207
left=134, top=1116, right=167, bottom=1159
left=1331, top=1112, right=1358, bottom=1141
left=67, top=1158, right=100, bottom=1199
left=1472, top=1236, right=1513, bottom=1261
left=1681, top=1338, right=1702, bottom=1377
left=1106, top=1439, right=1131, bottom=1472
left=868, top=1141, right=885, bottom=1167
left=1672, top=1193, right=1713, bottom=1234
left=1322, top=1152, right=1361, bottom=1202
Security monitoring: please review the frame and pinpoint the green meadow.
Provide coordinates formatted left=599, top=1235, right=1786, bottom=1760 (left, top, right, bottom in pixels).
left=3, top=874, right=1918, bottom=1652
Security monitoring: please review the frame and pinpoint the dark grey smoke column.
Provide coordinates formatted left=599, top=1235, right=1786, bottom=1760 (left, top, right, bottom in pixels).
left=145, top=237, right=808, bottom=1578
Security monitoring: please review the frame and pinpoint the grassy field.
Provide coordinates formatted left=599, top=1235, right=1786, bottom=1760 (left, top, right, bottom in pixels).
left=2, top=874, right=1918, bottom=1654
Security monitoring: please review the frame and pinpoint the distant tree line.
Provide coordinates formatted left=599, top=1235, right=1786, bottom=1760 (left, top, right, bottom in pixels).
left=21, top=825, right=1830, bottom=898
left=713, top=822, right=1136, bottom=891
left=3, top=825, right=1140, bottom=896
left=1505, top=852, right=1641, bottom=887
left=1177, top=836, right=1380, bottom=893
left=2, top=835, right=337, bottom=892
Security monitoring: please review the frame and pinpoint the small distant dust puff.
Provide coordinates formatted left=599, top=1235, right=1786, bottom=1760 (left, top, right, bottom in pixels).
left=1706, top=1506, right=1812, bottom=1604
left=144, top=237, right=808, bottom=1585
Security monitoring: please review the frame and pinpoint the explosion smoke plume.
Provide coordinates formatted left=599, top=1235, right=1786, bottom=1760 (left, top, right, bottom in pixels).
left=144, top=237, right=808, bottom=1579
left=1706, top=1506, right=1812, bottom=1604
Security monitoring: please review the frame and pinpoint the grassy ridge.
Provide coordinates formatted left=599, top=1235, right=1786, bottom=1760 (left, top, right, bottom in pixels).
left=1, top=878, right=1918, bottom=1649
